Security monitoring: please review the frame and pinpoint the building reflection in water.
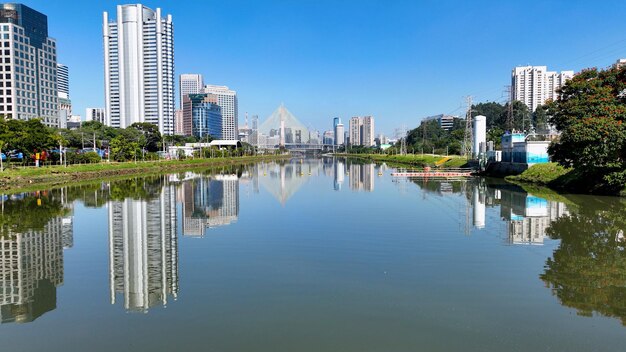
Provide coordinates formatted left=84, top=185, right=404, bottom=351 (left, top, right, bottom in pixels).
left=180, top=174, right=240, bottom=237
left=478, top=182, right=568, bottom=244
left=412, top=179, right=569, bottom=245
left=348, top=163, right=375, bottom=192
left=499, top=189, right=568, bottom=245
left=108, top=180, right=179, bottom=312
left=333, top=159, right=345, bottom=191
left=0, top=192, right=73, bottom=324
left=254, top=160, right=322, bottom=204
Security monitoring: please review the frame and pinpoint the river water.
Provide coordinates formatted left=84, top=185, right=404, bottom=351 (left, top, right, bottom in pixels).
left=0, top=158, right=625, bottom=351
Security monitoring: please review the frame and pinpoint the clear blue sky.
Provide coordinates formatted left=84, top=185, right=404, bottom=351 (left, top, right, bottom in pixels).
left=23, top=0, right=626, bottom=135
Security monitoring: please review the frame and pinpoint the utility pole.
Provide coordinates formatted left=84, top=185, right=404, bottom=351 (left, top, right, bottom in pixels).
left=462, top=96, right=473, bottom=158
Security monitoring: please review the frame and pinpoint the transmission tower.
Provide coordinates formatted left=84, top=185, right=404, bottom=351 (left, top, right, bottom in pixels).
left=400, top=124, right=407, bottom=155
left=462, top=96, right=473, bottom=158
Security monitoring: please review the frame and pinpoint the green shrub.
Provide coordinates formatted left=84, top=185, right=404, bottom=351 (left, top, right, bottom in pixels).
left=83, top=152, right=102, bottom=164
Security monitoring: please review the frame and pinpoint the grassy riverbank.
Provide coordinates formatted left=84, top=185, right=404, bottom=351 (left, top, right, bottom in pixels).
left=337, top=154, right=469, bottom=168
left=506, top=163, right=626, bottom=196
left=0, top=155, right=288, bottom=191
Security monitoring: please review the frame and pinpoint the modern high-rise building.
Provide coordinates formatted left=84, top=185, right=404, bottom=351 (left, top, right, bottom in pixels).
left=0, top=4, right=59, bottom=127
left=108, top=180, right=178, bottom=312
left=57, top=64, right=70, bottom=128
left=85, top=108, right=106, bottom=124
left=202, top=85, right=238, bottom=140
left=174, top=109, right=184, bottom=135
left=103, top=4, right=175, bottom=135
left=179, top=74, right=203, bottom=108
left=512, top=66, right=574, bottom=112
left=333, top=117, right=345, bottom=146
left=335, top=123, right=345, bottom=146
left=182, top=93, right=222, bottom=139
left=323, top=130, right=334, bottom=145
left=349, top=116, right=375, bottom=146
left=57, top=63, right=69, bottom=97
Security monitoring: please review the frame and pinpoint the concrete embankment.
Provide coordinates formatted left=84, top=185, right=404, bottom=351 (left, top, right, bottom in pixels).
left=482, top=162, right=528, bottom=177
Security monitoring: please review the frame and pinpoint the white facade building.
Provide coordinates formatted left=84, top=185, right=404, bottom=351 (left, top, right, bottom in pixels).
left=85, top=108, right=106, bottom=124
left=335, top=123, right=345, bottom=146
left=103, top=4, right=175, bottom=135
left=57, top=64, right=70, bottom=128
left=349, top=116, right=375, bottom=146
left=512, top=66, right=574, bottom=112
left=0, top=4, right=59, bottom=127
left=202, top=85, right=238, bottom=140
left=179, top=74, right=203, bottom=108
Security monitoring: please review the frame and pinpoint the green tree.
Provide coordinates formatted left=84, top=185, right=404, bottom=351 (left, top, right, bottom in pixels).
left=109, top=135, right=140, bottom=162
left=472, top=101, right=506, bottom=129
left=533, top=104, right=549, bottom=133
left=129, top=122, right=162, bottom=152
left=546, top=66, right=626, bottom=191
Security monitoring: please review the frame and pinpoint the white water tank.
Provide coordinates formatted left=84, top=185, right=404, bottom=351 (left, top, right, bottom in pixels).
left=473, top=185, right=486, bottom=229
left=473, top=115, right=487, bottom=159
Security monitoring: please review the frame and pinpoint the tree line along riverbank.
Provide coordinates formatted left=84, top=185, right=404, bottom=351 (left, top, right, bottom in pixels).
left=0, top=155, right=289, bottom=192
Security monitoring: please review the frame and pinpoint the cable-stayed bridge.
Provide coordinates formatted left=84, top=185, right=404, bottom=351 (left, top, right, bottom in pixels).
left=250, top=104, right=333, bottom=152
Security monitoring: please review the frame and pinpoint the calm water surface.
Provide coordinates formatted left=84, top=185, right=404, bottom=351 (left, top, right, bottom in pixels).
left=1, top=158, right=625, bottom=351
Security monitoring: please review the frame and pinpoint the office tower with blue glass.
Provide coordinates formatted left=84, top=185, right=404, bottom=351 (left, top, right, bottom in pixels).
left=0, top=4, right=59, bottom=126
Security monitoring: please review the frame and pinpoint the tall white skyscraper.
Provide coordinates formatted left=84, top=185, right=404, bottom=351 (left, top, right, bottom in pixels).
left=203, top=85, right=238, bottom=140
left=179, top=74, right=203, bottom=108
left=512, top=66, right=574, bottom=112
left=103, top=4, right=175, bottom=135
left=335, top=123, right=345, bottom=146
left=349, top=116, right=375, bottom=146
left=0, top=4, right=59, bottom=127
left=57, top=64, right=71, bottom=129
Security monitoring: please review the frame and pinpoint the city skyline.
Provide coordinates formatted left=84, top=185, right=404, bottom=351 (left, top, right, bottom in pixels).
left=12, top=0, right=626, bottom=135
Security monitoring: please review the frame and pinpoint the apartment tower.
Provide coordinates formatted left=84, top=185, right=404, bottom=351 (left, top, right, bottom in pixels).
left=103, top=4, right=175, bottom=135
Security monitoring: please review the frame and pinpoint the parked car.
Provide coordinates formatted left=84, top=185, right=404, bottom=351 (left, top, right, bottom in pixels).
left=80, top=148, right=106, bottom=158
left=7, top=150, right=23, bottom=161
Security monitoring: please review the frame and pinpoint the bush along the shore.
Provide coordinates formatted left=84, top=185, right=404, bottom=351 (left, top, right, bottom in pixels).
left=544, top=65, right=626, bottom=195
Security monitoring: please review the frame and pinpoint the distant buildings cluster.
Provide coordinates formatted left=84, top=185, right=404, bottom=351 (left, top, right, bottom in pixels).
left=176, top=74, right=239, bottom=140
left=325, top=116, right=378, bottom=148
left=7, top=2, right=626, bottom=146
